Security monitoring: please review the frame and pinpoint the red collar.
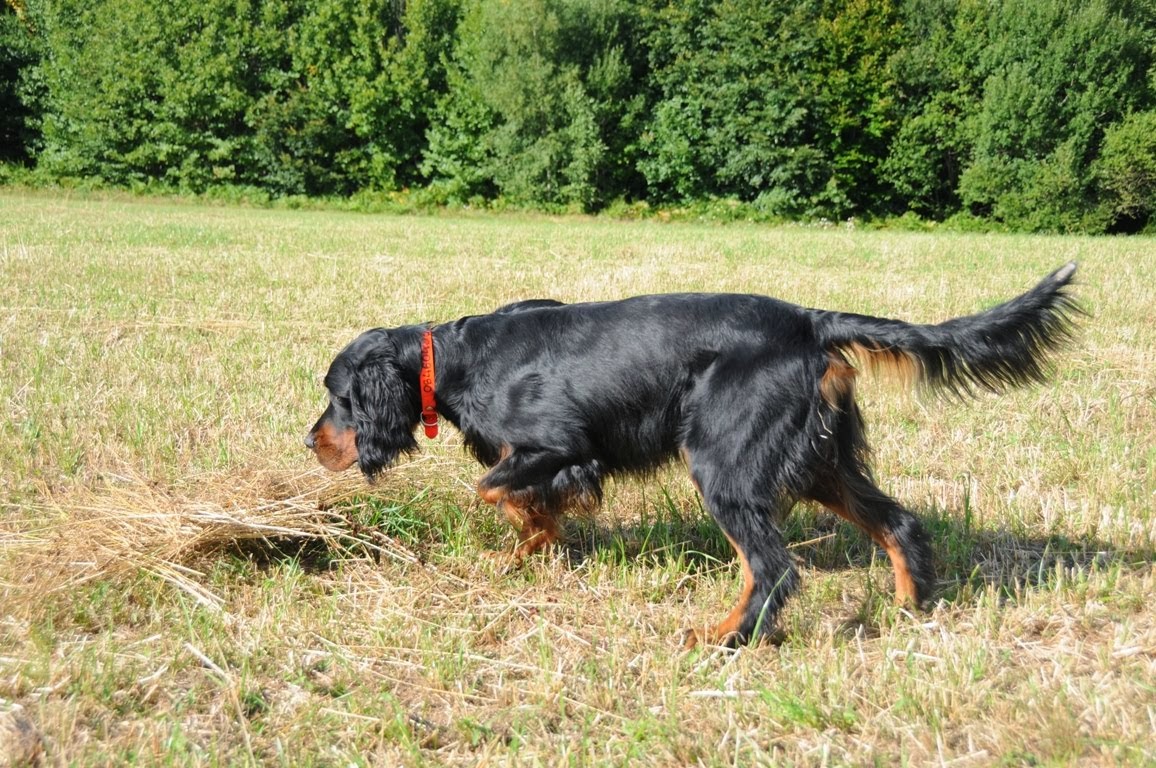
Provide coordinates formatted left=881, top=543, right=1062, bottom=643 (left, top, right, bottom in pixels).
left=419, top=329, right=438, bottom=439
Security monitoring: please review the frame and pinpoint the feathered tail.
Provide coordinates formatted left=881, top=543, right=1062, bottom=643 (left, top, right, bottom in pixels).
left=810, top=262, right=1082, bottom=395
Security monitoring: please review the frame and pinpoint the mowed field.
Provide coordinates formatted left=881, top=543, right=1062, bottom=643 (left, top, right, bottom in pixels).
left=1, top=191, right=1153, bottom=766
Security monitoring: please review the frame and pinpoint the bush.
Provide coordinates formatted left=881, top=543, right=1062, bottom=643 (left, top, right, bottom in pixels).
left=882, top=0, right=988, bottom=219
left=23, top=0, right=458, bottom=196
left=0, top=3, right=41, bottom=163
left=639, top=0, right=907, bottom=220
left=8, top=0, right=1156, bottom=230
left=639, top=0, right=828, bottom=212
left=1094, top=110, right=1156, bottom=232
left=957, top=0, right=1153, bottom=232
left=423, top=0, right=643, bottom=210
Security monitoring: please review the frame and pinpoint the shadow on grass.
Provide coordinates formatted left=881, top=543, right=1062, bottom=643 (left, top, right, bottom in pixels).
left=216, top=490, right=1153, bottom=610
left=222, top=535, right=341, bottom=574
left=915, top=509, right=1153, bottom=606
left=549, top=501, right=1154, bottom=608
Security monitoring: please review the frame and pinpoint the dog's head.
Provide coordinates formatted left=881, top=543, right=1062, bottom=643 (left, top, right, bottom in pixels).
left=305, top=328, right=419, bottom=479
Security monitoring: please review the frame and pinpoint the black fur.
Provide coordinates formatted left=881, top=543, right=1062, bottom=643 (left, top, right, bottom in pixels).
left=308, top=264, right=1080, bottom=646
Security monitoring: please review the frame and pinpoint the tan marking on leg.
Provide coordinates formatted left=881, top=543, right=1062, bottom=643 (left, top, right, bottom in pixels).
left=881, top=532, right=918, bottom=604
left=479, top=487, right=561, bottom=564
left=824, top=498, right=917, bottom=605
left=507, top=496, right=560, bottom=560
left=476, top=444, right=515, bottom=505
left=478, top=483, right=507, bottom=506
left=683, top=531, right=754, bottom=649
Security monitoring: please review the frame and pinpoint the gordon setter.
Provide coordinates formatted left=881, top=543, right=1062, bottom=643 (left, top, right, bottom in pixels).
left=306, top=263, right=1079, bottom=647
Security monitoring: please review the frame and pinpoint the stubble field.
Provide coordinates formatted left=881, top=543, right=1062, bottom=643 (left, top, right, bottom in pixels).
left=1, top=191, right=1153, bottom=765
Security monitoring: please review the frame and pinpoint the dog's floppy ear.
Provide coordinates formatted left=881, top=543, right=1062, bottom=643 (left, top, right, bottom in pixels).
left=348, top=329, right=419, bottom=479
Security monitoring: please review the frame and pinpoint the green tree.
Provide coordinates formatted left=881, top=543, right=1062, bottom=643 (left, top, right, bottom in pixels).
left=28, top=0, right=171, bottom=184
left=1, top=2, right=41, bottom=163
left=12, top=0, right=1156, bottom=229
left=812, top=0, right=906, bottom=215
left=958, top=0, right=1153, bottom=231
left=881, top=0, right=986, bottom=218
left=1094, top=110, right=1156, bottom=232
left=251, top=0, right=460, bottom=195
left=423, top=0, right=645, bottom=209
left=639, top=0, right=907, bottom=219
left=640, top=0, right=825, bottom=211
left=25, top=0, right=302, bottom=190
left=25, top=0, right=459, bottom=195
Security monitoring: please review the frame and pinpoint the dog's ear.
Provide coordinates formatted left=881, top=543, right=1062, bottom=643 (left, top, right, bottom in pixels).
left=349, top=330, right=419, bottom=479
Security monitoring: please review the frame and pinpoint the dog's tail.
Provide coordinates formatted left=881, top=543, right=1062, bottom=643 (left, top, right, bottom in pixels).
left=810, top=262, right=1081, bottom=396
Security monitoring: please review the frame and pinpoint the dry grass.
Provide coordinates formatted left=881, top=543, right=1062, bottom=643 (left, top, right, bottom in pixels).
left=1, top=191, right=1154, bottom=765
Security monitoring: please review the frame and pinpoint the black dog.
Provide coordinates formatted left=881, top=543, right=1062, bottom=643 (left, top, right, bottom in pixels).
left=307, top=264, right=1079, bottom=647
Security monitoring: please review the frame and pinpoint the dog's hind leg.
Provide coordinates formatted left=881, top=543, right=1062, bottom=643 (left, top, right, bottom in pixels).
left=686, top=513, right=797, bottom=649
left=806, top=472, right=935, bottom=606
left=678, top=357, right=824, bottom=648
left=681, top=494, right=798, bottom=648
left=813, top=355, right=936, bottom=605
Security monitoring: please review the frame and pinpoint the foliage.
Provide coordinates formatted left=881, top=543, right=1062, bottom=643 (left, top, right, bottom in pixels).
left=881, top=0, right=987, bottom=219
left=812, top=0, right=907, bottom=215
left=639, top=0, right=825, bottom=212
left=424, top=0, right=645, bottom=210
left=5, top=0, right=1156, bottom=230
left=1094, top=110, right=1156, bottom=232
left=249, top=0, right=461, bottom=195
left=0, top=2, right=42, bottom=163
left=957, top=0, right=1154, bottom=232
left=21, top=0, right=458, bottom=195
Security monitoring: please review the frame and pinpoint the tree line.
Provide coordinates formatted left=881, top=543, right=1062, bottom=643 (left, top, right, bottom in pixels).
left=2, top=0, right=1155, bottom=232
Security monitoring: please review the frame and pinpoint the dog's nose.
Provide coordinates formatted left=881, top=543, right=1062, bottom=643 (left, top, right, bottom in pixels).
left=304, top=433, right=316, bottom=450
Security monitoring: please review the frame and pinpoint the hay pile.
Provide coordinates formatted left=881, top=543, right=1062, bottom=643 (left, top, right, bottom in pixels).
left=1, top=467, right=430, bottom=615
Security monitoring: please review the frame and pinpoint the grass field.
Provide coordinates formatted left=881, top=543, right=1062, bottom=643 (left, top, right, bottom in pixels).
left=1, top=191, right=1153, bottom=766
